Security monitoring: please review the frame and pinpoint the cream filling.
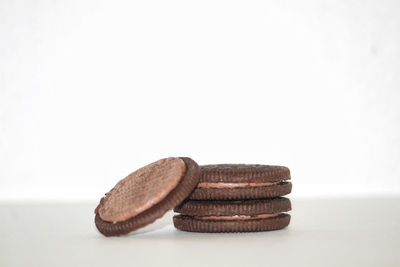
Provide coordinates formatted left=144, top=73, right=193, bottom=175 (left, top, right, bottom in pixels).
left=197, top=182, right=282, bottom=189
left=195, top=213, right=279, bottom=220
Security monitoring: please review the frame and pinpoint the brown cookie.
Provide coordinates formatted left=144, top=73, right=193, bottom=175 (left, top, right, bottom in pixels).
left=95, top=157, right=200, bottom=236
left=173, top=214, right=291, bottom=233
left=173, top=197, right=291, bottom=233
left=188, top=164, right=292, bottom=200
left=174, top=197, right=291, bottom=216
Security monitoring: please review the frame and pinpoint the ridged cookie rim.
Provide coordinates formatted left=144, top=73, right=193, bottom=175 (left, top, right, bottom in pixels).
left=188, top=182, right=292, bottom=200
left=174, top=197, right=291, bottom=216
left=200, top=164, right=290, bottom=183
left=95, top=157, right=200, bottom=236
left=173, top=213, right=291, bottom=233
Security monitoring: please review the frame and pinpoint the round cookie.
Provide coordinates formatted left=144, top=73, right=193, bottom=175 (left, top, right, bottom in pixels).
left=95, top=157, right=200, bottom=236
left=188, top=164, right=292, bottom=200
left=173, top=214, right=290, bottom=233
left=174, top=197, right=291, bottom=216
left=173, top=198, right=291, bottom=233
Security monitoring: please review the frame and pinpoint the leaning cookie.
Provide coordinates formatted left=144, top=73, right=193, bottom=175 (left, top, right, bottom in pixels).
left=95, top=157, right=200, bottom=236
left=188, top=164, right=292, bottom=200
left=173, top=197, right=291, bottom=233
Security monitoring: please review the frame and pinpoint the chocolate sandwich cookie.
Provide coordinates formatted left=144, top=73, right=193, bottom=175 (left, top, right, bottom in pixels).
left=95, top=157, right=200, bottom=236
left=173, top=197, right=291, bottom=232
left=188, top=164, right=292, bottom=200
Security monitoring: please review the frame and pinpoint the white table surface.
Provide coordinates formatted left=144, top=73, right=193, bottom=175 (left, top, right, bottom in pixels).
left=1, top=197, right=399, bottom=267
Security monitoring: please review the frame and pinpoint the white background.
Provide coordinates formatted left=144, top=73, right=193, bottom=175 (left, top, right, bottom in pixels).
left=1, top=0, right=400, bottom=202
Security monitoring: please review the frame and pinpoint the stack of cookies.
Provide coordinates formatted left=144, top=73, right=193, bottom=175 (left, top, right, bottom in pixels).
left=94, top=158, right=292, bottom=236
left=173, top=164, right=292, bottom=232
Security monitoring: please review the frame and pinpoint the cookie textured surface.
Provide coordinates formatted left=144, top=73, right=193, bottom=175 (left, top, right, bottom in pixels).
left=173, top=214, right=290, bottom=233
left=95, top=157, right=200, bottom=236
left=174, top=197, right=291, bottom=233
left=200, top=164, right=290, bottom=183
left=188, top=164, right=292, bottom=200
left=174, top=197, right=291, bottom=216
